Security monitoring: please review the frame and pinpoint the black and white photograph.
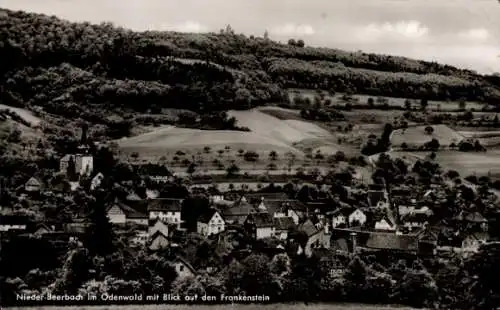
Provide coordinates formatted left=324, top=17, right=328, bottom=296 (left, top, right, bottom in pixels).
left=1, top=0, right=500, bottom=309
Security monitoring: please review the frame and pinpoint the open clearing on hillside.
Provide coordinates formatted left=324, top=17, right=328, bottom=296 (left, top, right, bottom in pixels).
left=12, top=304, right=416, bottom=310
left=119, top=109, right=343, bottom=160
left=391, top=124, right=464, bottom=147
left=0, top=104, right=41, bottom=126
left=458, top=130, right=500, bottom=147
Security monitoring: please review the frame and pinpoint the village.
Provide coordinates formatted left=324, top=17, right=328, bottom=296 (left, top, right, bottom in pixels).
left=1, top=124, right=498, bottom=288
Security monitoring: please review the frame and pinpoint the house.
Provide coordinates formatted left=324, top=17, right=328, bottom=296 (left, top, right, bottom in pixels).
left=461, top=231, right=490, bottom=252
left=456, top=211, right=488, bottom=231
left=25, top=177, right=41, bottom=192
left=90, top=173, right=104, bottom=190
left=170, top=257, right=196, bottom=280
left=374, top=215, right=397, bottom=231
left=149, top=231, right=169, bottom=251
left=60, top=154, right=94, bottom=177
left=413, top=226, right=439, bottom=255
left=33, top=223, right=55, bottom=236
left=314, top=249, right=349, bottom=278
left=273, top=217, right=296, bottom=240
left=146, top=189, right=159, bottom=199
left=223, top=199, right=258, bottom=225
left=243, top=192, right=291, bottom=202
left=297, top=219, right=330, bottom=257
left=197, top=209, right=225, bottom=237
left=367, top=190, right=389, bottom=208
left=148, top=218, right=171, bottom=238
left=245, top=212, right=275, bottom=239
left=207, top=187, right=224, bottom=203
left=106, top=200, right=148, bottom=225
left=0, top=214, right=30, bottom=232
left=329, top=208, right=352, bottom=228
left=401, top=212, right=430, bottom=232
left=148, top=199, right=183, bottom=228
left=348, top=209, right=367, bottom=227
left=285, top=202, right=308, bottom=225
left=69, top=181, right=80, bottom=192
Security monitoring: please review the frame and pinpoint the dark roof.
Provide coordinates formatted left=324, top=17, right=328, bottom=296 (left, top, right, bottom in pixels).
left=401, top=212, right=430, bottom=223
left=365, top=233, right=418, bottom=251
left=150, top=229, right=169, bottom=240
left=273, top=217, right=295, bottom=231
left=225, top=200, right=257, bottom=216
left=298, top=220, right=320, bottom=237
left=198, top=209, right=220, bottom=224
left=246, top=212, right=274, bottom=228
left=148, top=199, right=182, bottom=212
left=244, top=192, right=291, bottom=202
left=0, top=214, right=31, bottom=225
left=329, top=207, right=353, bottom=217
left=413, top=227, right=439, bottom=242
left=367, top=190, right=386, bottom=207
left=173, top=256, right=197, bottom=274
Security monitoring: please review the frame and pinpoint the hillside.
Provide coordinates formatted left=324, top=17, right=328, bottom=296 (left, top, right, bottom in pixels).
left=1, top=8, right=500, bottom=147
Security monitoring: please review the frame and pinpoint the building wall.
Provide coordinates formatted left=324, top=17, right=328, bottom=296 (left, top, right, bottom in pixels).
left=275, top=230, right=288, bottom=240
left=348, top=210, right=367, bottom=226
left=107, top=205, right=126, bottom=224
left=197, top=222, right=209, bottom=236
left=25, top=184, right=40, bottom=192
left=375, top=219, right=395, bottom=231
left=288, top=210, right=300, bottom=225
left=79, top=156, right=94, bottom=176
left=256, top=227, right=274, bottom=239
left=332, top=216, right=346, bottom=228
left=149, top=211, right=181, bottom=224
left=149, top=221, right=169, bottom=238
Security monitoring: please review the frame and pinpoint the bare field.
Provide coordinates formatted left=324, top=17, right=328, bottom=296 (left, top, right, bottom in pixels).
left=0, top=103, right=41, bottom=126
left=391, top=124, right=464, bottom=147
left=118, top=109, right=348, bottom=161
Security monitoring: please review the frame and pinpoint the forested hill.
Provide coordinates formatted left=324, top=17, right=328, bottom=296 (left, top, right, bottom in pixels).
left=1, top=8, right=500, bottom=124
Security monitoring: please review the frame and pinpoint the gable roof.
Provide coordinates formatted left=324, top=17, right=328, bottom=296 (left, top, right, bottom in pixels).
left=273, top=217, right=296, bottom=231
left=365, top=233, right=418, bottom=251
left=148, top=199, right=183, bottom=212
left=173, top=256, right=197, bottom=274
left=329, top=207, right=353, bottom=217
left=298, top=220, right=320, bottom=237
left=25, top=177, right=41, bottom=187
left=225, top=200, right=257, bottom=216
left=198, top=209, right=222, bottom=224
left=246, top=212, right=274, bottom=228
left=107, top=200, right=148, bottom=219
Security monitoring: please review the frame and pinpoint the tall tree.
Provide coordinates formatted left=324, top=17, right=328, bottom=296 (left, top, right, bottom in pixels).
left=85, top=190, right=114, bottom=256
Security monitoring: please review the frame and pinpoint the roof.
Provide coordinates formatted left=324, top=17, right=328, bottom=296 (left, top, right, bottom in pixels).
left=246, top=212, right=274, bottom=228
left=329, top=207, right=353, bottom=217
left=173, top=256, right=197, bottom=274
left=298, top=220, right=320, bottom=237
left=150, top=230, right=169, bottom=241
left=244, top=192, right=291, bottom=202
left=107, top=200, right=148, bottom=219
left=401, top=212, right=430, bottom=223
left=457, top=211, right=487, bottom=223
left=198, top=209, right=220, bottom=224
left=365, top=233, right=419, bottom=251
left=224, top=200, right=257, bottom=216
left=148, top=199, right=183, bottom=212
left=273, top=217, right=296, bottom=231
left=464, top=231, right=490, bottom=242
left=25, top=177, right=41, bottom=187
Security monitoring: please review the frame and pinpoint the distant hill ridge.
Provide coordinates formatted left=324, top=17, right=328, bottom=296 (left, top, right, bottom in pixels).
left=0, top=7, right=499, bottom=138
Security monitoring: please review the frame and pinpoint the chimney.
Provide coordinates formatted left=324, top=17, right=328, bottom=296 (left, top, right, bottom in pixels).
left=350, top=232, right=358, bottom=254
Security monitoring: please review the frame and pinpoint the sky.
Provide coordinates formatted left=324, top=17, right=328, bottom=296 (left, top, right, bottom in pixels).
left=1, top=0, right=500, bottom=74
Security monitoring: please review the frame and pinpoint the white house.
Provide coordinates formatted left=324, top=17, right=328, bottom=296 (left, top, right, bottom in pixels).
left=106, top=200, right=148, bottom=225
left=90, top=173, right=104, bottom=190
left=197, top=209, right=225, bottom=237
left=329, top=208, right=351, bottom=228
left=348, top=209, right=367, bottom=227
left=106, top=203, right=127, bottom=224
left=374, top=216, right=397, bottom=231
left=148, top=199, right=183, bottom=228
left=273, top=217, right=295, bottom=240
left=245, top=213, right=275, bottom=239
left=60, top=154, right=94, bottom=177
left=462, top=232, right=489, bottom=253
left=24, top=177, right=42, bottom=192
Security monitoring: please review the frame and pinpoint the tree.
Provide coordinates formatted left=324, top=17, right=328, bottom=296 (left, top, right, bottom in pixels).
left=85, top=190, right=114, bottom=256
left=458, top=98, right=467, bottom=111
left=404, top=99, right=412, bottom=110
left=203, top=146, right=211, bottom=154
left=187, top=163, right=197, bottom=175
left=288, top=39, right=297, bottom=46
left=226, top=163, right=240, bottom=177
left=425, top=126, right=434, bottom=135
left=269, top=150, right=278, bottom=161
left=420, top=98, right=428, bottom=110
left=66, top=156, right=77, bottom=181
left=296, top=39, right=305, bottom=48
